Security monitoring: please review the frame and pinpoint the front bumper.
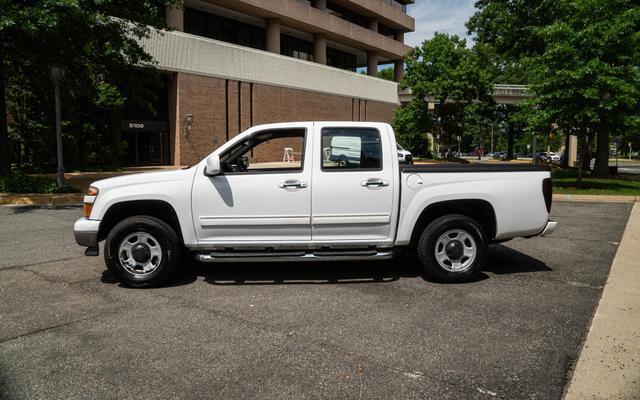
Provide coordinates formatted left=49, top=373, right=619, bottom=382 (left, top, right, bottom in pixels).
left=540, top=220, right=557, bottom=236
left=74, top=218, right=100, bottom=247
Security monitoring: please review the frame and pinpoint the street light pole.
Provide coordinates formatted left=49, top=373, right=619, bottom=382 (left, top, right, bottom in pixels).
left=49, top=64, right=66, bottom=188
left=480, top=121, right=494, bottom=154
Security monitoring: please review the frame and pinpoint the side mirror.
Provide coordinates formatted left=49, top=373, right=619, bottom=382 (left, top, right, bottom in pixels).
left=205, top=154, right=221, bottom=176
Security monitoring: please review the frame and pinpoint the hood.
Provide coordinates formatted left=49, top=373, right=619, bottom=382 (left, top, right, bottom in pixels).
left=91, top=167, right=196, bottom=191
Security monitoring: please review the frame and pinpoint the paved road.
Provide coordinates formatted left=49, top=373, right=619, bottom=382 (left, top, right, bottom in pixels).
left=0, top=202, right=632, bottom=399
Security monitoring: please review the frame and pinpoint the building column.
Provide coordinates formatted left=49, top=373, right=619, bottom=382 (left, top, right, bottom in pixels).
left=394, top=31, right=404, bottom=43
left=314, top=34, right=327, bottom=65
left=568, top=134, right=578, bottom=167
left=368, top=18, right=378, bottom=33
left=167, top=72, right=180, bottom=166
left=367, top=51, right=378, bottom=77
left=165, top=5, right=184, bottom=31
left=266, top=19, right=281, bottom=54
left=311, top=0, right=327, bottom=11
left=394, top=60, right=404, bottom=82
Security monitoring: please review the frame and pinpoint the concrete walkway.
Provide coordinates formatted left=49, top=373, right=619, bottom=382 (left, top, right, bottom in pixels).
left=564, top=202, right=640, bottom=399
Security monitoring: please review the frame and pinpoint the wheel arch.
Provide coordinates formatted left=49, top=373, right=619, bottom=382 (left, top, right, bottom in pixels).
left=97, top=200, right=183, bottom=243
left=409, top=199, right=497, bottom=246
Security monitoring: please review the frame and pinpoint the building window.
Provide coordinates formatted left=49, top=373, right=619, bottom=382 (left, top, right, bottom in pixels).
left=327, top=47, right=357, bottom=71
left=378, top=22, right=395, bottom=38
left=184, top=7, right=265, bottom=50
left=326, top=1, right=368, bottom=28
left=281, top=34, right=314, bottom=62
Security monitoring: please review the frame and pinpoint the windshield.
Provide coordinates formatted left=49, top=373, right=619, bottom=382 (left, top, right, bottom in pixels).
left=397, top=144, right=405, bottom=151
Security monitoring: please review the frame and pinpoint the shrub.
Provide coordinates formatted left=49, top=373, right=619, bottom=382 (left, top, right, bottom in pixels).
left=0, top=170, right=79, bottom=194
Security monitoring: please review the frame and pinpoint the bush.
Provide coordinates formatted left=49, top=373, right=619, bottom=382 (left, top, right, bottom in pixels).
left=0, top=170, right=79, bottom=194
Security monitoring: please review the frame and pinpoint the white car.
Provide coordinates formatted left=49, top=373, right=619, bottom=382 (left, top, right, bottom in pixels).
left=397, top=144, right=413, bottom=164
left=548, top=153, right=561, bottom=163
left=539, top=152, right=560, bottom=163
left=75, top=122, right=556, bottom=287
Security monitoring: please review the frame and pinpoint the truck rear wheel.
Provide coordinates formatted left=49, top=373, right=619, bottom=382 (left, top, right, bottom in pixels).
left=104, top=216, right=181, bottom=288
left=417, top=214, right=488, bottom=283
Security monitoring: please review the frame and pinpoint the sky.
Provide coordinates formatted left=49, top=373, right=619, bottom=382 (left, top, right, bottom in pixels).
left=404, top=0, right=477, bottom=48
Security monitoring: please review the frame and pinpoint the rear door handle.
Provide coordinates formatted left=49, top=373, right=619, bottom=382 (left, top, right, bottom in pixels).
left=278, top=180, right=308, bottom=189
left=361, top=179, right=389, bottom=188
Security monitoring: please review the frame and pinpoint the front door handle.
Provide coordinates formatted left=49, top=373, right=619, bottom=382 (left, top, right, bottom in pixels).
left=278, top=180, right=308, bottom=189
left=361, top=179, right=390, bottom=188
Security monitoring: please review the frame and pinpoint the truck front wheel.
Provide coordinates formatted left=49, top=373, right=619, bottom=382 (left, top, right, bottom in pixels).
left=104, top=216, right=181, bottom=287
left=417, top=214, right=488, bottom=283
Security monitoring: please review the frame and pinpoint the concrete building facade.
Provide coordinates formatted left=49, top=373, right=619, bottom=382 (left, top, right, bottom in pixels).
left=122, top=0, right=414, bottom=166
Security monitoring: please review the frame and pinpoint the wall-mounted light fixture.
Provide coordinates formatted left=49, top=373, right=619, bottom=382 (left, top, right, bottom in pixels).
left=185, top=113, right=193, bottom=131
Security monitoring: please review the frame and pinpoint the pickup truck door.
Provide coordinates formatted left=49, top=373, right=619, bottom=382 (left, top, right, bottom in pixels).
left=191, top=124, right=313, bottom=244
left=311, top=123, right=398, bottom=242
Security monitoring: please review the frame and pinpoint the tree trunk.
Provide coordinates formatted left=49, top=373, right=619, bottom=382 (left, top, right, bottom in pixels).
left=592, top=125, right=610, bottom=178
left=577, top=129, right=589, bottom=188
left=506, top=123, right=515, bottom=160
left=439, top=102, right=446, bottom=159
left=0, top=66, right=8, bottom=174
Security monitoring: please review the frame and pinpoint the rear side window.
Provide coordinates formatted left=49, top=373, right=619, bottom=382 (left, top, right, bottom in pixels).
left=321, top=128, right=382, bottom=171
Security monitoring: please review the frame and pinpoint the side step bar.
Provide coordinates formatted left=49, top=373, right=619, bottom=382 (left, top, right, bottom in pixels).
left=194, top=249, right=394, bottom=263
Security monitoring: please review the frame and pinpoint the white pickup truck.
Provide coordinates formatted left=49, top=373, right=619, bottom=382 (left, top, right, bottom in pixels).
left=74, top=122, right=556, bottom=287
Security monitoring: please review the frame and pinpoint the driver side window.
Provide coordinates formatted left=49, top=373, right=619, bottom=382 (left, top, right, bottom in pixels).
left=220, top=128, right=306, bottom=174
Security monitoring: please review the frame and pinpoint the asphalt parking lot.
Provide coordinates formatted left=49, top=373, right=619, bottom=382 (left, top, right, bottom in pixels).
left=0, top=202, right=632, bottom=400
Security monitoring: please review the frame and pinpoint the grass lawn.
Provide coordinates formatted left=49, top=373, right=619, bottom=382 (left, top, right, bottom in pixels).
left=552, top=168, right=640, bottom=196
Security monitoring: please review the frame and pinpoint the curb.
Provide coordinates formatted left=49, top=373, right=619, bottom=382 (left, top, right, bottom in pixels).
left=553, top=194, right=639, bottom=203
left=0, top=193, right=83, bottom=206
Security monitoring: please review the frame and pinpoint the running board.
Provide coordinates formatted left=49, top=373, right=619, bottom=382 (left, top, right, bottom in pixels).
left=194, top=249, right=394, bottom=263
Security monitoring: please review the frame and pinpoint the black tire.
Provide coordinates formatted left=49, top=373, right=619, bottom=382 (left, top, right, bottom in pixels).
left=104, top=216, right=181, bottom=288
left=416, top=214, right=488, bottom=283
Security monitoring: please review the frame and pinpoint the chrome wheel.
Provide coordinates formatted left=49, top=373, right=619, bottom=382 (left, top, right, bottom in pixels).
left=434, top=229, right=477, bottom=272
left=118, top=232, right=163, bottom=276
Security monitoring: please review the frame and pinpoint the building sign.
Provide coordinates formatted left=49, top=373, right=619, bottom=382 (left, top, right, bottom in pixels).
left=121, top=120, right=169, bottom=132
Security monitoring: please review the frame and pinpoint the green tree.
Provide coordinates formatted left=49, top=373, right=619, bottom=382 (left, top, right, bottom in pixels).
left=0, top=0, right=180, bottom=172
left=526, top=0, right=640, bottom=178
left=377, top=67, right=394, bottom=81
left=402, top=33, right=494, bottom=157
left=469, top=0, right=640, bottom=179
left=392, top=98, right=433, bottom=158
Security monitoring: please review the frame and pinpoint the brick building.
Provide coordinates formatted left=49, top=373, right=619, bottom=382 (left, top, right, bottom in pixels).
left=122, top=0, right=415, bottom=166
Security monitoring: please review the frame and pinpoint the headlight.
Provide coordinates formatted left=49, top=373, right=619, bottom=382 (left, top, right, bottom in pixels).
left=83, top=186, right=99, bottom=218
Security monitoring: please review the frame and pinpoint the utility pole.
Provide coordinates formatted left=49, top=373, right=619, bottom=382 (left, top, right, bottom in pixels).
left=0, top=66, right=8, bottom=174
left=49, top=64, right=66, bottom=188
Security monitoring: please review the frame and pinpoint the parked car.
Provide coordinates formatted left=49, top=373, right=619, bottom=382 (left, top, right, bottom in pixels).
left=536, top=152, right=560, bottom=163
left=397, top=143, right=413, bottom=164
left=74, top=122, right=556, bottom=287
left=493, top=151, right=517, bottom=161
